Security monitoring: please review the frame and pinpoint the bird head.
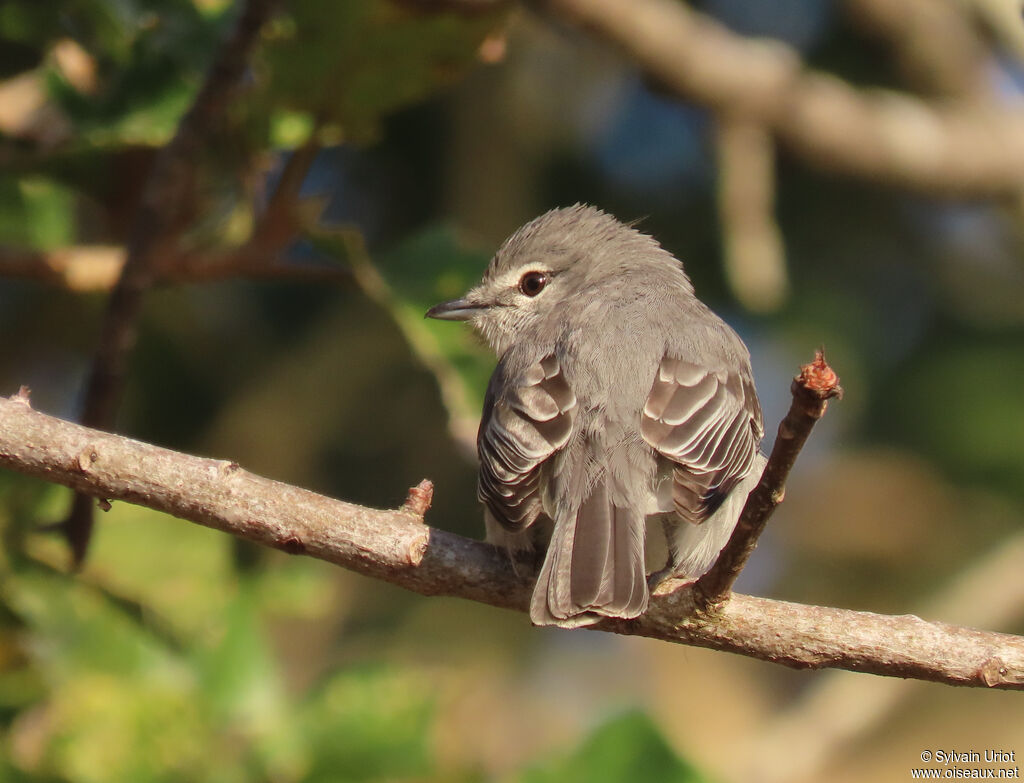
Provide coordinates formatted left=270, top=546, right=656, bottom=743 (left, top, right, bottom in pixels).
left=426, top=204, right=689, bottom=355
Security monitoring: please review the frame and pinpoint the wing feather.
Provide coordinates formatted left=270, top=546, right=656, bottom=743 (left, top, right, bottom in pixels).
left=641, top=356, right=762, bottom=525
left=478, top=354, right=576, bottom=531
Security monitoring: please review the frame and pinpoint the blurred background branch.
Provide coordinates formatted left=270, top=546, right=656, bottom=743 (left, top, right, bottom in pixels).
left=846, top=0, right=990, bottom=99
left=714, top=117, right=788, bottom=313
left=64, top=0, right=282, bottom=565
left=0, top=244, right=351, bottom=291
left=541, top=0, right=1024, bottom=194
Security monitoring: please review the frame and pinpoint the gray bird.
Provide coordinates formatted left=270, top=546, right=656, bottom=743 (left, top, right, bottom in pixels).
left=427, top=205, right=764, bottom=628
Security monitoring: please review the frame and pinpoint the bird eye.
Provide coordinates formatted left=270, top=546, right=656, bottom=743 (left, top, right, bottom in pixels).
left=518, top=271, right=548, bottom=297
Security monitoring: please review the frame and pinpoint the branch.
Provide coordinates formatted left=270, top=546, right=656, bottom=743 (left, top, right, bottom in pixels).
left=250, top=137, right=325, bottom=249
left=957, top=0, right=1024, bottom=64
left=65, top=0, right=280, bottom=564
left=1, top=390, right=1022, bottom=690
left=846, top=0, right=989, bottom=99
left=0, top=142, right=334, bottom=293
left=696, top=349, right=842, bottom=605
left=539, top=0, right=1024, bottom=196
left=0, top=244, right=350, bottom=292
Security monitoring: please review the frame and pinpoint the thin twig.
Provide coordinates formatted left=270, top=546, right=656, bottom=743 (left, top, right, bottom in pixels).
left=695, top=349, right=843, bottom=606
left=1, top=390, right=1022, bottom=689
left=318, top=227, right=481, bottom=456
left=0, top=142, right=333, bottom=293
left=250, top=136, right=324, bottom=249
left=0, top=244, right=350, bottom=291
left=64, top=0, right=280, bottom=565
left=81, top=0, right=279, bottom=427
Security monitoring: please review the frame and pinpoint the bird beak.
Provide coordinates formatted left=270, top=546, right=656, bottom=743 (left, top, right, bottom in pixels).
left=425, top=297, right=483, bottom=321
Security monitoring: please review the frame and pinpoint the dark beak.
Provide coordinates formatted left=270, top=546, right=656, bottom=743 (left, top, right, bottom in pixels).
left=425, top=297, right=483, bottom=321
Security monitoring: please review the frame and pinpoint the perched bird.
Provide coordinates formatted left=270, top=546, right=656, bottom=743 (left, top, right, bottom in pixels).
left=427, top=205, right=764, bottom=628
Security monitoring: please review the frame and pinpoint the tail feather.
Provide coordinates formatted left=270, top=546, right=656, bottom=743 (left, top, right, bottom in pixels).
left=569, top=484, right=612, bottom=607
left=531, top=481, right=648, bottom=628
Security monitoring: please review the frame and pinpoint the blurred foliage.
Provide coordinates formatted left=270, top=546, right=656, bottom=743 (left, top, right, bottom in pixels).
left=257, top=0, right=506, bottom=145
left=0, top=482, right=442, bottom=782
left=518, top=712, right=707, bottom=783
left=0, top=0, right=1023, bottom=781
left=0, top=0, right=521, bottom=780
left=311, top=224, right=495, bottom=419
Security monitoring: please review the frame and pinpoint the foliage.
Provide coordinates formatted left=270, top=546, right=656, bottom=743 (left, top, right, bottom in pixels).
left=519, top=712, right=707, bottom=783
left=0, top=484, right=440, bottom=782
left=257, top=0, right=506, bottom=145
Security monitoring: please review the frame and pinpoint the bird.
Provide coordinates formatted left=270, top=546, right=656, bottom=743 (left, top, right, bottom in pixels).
left=426, top=204, right=764, bottom=628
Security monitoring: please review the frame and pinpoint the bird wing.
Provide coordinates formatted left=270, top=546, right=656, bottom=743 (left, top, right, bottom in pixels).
left=641, top=356, right=763, bottom=525
left=477, top=354, right=577, bottom=532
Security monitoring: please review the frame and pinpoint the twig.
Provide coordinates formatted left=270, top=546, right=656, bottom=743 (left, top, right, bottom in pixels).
left=1, top=391, right=1022, bottom=689
left=956, top=0, right=1024, bottom=64
left=64, top=0, right=280, bottom=565
left=316, top=227, right=481, bottom=456
left=81, top=0, right=278, bottom=427
left=250, top=136, right=324, bottom=249
left=400, top=479, right=435, bottom=519
left=0, top=142, right=332, bottom=293
left=695, top=350, right=843, bottom=606
left=0, top=244, right=350, bottom=291
left=539, top=0, right=1024, bottom=195
left=0, top=245, right=126, bottom=291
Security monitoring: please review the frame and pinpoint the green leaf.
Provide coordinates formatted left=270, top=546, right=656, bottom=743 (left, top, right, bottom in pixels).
left=877, top=336, right=1024, bottom=499
left=310, top=224, right=495, bottom=437
left=519, top=711, right=709, bottom=783
left=192, top=585, right=287, bottom=742
left=44, top=0, right=228, bottom=145
left=258, top=0, right=508, bottom=143
left=300, top=665, right=437, bottom=782
left=378, top=224, right=497, bottom=409
left=0, top=176, right=75, bottom=248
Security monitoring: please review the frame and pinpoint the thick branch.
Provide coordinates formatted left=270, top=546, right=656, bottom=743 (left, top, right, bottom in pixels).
left=540, top=0, right=1024, bottom=195
left=1, top=392, right=1022, bottom=690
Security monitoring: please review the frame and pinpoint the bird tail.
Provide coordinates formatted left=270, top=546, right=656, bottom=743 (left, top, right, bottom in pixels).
left=530, top=480, right=648, bottom=628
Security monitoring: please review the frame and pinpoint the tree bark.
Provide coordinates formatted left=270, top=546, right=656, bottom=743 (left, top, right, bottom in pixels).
left=1, top=391, right=1022, bottom=690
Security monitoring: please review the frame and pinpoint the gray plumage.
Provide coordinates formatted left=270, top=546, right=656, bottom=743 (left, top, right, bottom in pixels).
left=427, top=205, right=764, bottom=628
